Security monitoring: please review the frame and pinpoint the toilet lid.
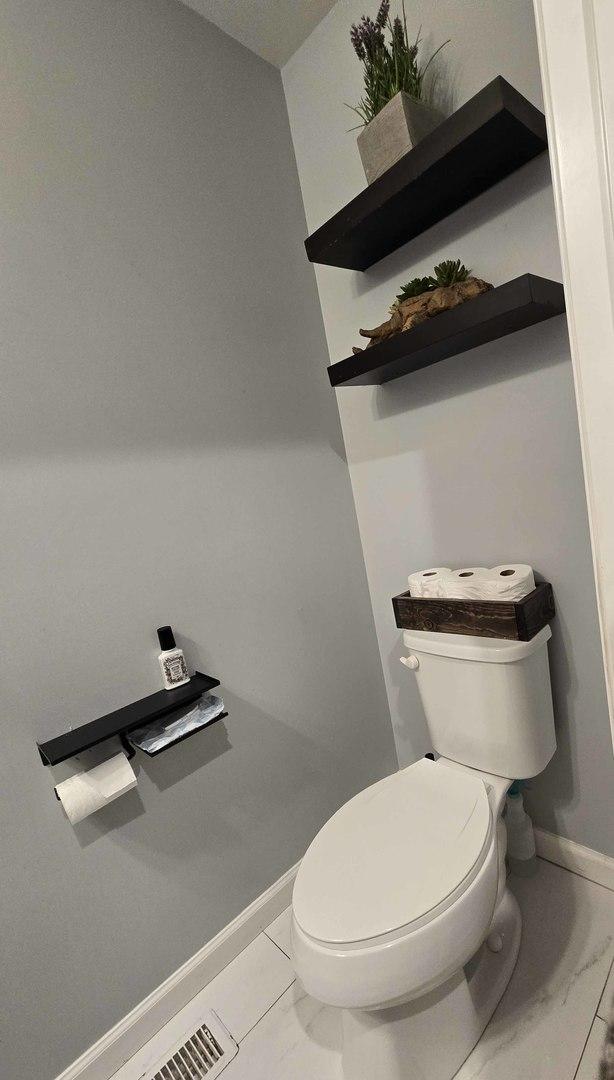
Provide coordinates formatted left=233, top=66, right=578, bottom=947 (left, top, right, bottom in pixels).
left=293, top=758, right=491, bottom=945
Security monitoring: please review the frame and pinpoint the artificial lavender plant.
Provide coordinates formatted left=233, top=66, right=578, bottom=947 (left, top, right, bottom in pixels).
left=349, top=1, right=448, bottom=125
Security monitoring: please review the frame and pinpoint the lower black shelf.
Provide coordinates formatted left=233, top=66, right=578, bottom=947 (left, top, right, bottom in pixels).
left=328, top=274, right=565, bottom=387
left=37, top=671, right=221, bottom=766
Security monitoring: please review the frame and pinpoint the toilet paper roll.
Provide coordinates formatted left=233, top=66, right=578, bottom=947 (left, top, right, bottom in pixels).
left=487, top=564, right=536, bottom=600
left=407, top=567, right=451, bottom=597
left=55, top=752, right=137, bottom=825
left=444, top=568, right=491, bottom=599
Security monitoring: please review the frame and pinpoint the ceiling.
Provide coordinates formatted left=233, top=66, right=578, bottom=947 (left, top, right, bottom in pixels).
left=179, top=0, right=338, bottom=67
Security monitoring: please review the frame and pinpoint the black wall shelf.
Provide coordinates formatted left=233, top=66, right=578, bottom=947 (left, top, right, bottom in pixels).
left=305, top=77, right=547, bottom=272
left=38, top=671, right=221, bottom=766
left=328, top=275, right=565, bottom=387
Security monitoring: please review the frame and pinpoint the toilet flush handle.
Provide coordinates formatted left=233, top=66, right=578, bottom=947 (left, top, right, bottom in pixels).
left=400, top=654, right=420, bottom=670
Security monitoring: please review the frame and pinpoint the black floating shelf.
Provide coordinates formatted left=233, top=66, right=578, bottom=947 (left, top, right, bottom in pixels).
left=305, top=77, right=547, bottom=272
left=328, top=275, right=565, bottom=387
left=37, top=671, right=221, bottom=766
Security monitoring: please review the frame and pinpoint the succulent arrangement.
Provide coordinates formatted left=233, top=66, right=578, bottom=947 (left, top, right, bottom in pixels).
left=394, top=276, right=433, bottom=303
left=349, top=1, right=448, bottom=126
left=353, top=259, right=493, bottom=353
left=393, top=259, right=471, bottom=308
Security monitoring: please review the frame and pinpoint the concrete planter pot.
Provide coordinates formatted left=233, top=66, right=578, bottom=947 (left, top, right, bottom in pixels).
left=357, top=91, right=443, bottom=184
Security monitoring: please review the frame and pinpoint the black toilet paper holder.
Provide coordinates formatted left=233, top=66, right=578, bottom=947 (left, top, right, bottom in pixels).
left=37, top=671, right=226, bottom=766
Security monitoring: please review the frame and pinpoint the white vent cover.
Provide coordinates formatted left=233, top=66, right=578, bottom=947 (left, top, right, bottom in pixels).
left=145, top=1010, right=238, bottom=1080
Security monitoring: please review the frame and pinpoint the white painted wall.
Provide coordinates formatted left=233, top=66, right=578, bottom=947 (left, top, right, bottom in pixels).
left=283, top=0, right=614, bottom=855
left=0, top=2, right=396, bottom=1076
left=178, top=0, right=337, bottom=65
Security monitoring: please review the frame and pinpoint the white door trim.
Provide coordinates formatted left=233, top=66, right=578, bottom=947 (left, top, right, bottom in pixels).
left=533, top=0, right=614, bottom=753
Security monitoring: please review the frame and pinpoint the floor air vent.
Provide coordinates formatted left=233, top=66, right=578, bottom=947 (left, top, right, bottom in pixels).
left=146, top=1010, right=238, bottom=1080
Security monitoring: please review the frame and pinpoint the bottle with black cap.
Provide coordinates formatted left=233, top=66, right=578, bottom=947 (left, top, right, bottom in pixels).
left=157, top=625, right=190, bottom=690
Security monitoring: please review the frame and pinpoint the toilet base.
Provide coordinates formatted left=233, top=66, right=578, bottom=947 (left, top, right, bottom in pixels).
left=341, top=888, right=521, bottom=1080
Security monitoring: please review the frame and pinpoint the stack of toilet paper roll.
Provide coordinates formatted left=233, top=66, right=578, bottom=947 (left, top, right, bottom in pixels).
left=407, top=565, right=536, bottom=601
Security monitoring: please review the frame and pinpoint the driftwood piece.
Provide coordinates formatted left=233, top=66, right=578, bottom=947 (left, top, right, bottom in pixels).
left=352, top=277, right=494, bottom=353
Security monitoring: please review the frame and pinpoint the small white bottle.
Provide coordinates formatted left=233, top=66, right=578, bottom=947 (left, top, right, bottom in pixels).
left=157, top=625, right=190, bottom=690
left=505, top=785, right=537, bottom=877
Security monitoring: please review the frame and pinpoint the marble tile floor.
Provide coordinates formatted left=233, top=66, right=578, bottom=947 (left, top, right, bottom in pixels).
left=113, top=858, right=614, bottom=1080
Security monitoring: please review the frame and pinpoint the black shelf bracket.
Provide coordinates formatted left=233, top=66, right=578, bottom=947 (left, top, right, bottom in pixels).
left=119, top=732, right=137, bottom=761
left=37, top=671, right=222, bottom=766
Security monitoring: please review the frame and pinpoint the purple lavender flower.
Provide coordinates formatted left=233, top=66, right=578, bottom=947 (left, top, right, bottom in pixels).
left=376, top=0, right=390, bottom=28
left=350, top=14, right=385, bottom=60
left=359, top=15, right=384, bottom=56
left=391, top=15, right=404, bottom=43
left=350, top=22, right=366, bottom=60
left=348, top=3, right=449, bottom=127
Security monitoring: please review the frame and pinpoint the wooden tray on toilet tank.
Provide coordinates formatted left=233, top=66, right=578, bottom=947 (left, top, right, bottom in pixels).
left=392, top=582, right=555, bottom=641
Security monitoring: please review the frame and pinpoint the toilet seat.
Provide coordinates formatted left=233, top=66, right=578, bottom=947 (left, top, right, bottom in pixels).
left=293, top=758, right=492, bottom=947
left=292, top=758, right=501, bottom=1009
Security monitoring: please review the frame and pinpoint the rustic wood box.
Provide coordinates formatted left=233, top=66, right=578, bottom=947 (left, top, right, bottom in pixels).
left=392, top=582, right=555, bottom=641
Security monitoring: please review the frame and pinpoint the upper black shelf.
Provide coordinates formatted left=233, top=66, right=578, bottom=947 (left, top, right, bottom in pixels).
left=38, top=671, right=220, bottom=766
left=328, top=274, right=565, bottom=387
left=305, top=77, right=547, bottom=272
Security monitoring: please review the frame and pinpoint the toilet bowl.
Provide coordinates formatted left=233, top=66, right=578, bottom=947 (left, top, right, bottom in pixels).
left=291, top=625, right=555, bottom=1079
left=292, top=757, right=519, bottom=1079
left=293, top=757, right=502, bottom=1007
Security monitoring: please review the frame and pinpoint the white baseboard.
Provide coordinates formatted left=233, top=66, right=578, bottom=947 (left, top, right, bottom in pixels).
left=535, top=828, right=614, bottom=891
left=55, top=861, right=299, bottom=1080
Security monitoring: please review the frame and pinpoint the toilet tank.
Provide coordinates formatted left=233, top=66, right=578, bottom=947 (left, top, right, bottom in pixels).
left=402, top=625, right=556, bottom=778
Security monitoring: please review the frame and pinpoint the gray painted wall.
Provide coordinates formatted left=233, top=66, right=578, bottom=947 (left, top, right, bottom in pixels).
left=0, top=2, right=397, bottom=1076
left=283, top=0, right=614, bottom=855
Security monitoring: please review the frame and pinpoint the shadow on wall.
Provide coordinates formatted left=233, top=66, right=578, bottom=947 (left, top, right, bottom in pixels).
left=352, top=306, right=610, bottom=838
left=524, top=610, right=576, bottom=828
left=55, top=690, right=370, bottom=860
left=350, top=153, right=553, bottom=301
left=374, top=307, right=568, bottom=425
left=387, top=637, right=431, bottom=760
left=387, top=608, right=577, bottom=834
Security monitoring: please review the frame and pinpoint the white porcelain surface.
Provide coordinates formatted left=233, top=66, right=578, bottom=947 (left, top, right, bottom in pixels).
left=219, top=861, right=614, bottom=1080
left=575, top=1017, right=607, bottom=1080
left=599, top=959, right=614, bottom=1020
left=265, top=906, right=293, bottom=959
left=292, top=835, right=499, bottom=1009
left=111, top=861, right=614, bottom=1080
left=293, top=758, right=492, bottom=944
left=406, top=625, right=556, bottom=778
left=340, top=891, right=520, bottom=1080
left=403, top=625, right=551, bottom=662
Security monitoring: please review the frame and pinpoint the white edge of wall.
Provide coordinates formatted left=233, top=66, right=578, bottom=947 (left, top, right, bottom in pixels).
left=55, top=861, right=300, bottom=1080
left=532, top=0, right=614, bottom=753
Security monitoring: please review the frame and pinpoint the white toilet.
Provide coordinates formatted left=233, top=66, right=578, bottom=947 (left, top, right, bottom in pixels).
left=291, top=624, right=556, bottom=1080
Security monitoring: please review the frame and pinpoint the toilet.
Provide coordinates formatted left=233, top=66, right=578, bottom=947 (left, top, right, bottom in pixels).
left=291, top=624, right=556, bottom=1080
